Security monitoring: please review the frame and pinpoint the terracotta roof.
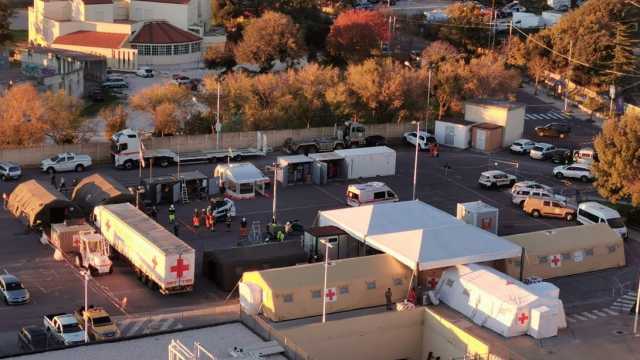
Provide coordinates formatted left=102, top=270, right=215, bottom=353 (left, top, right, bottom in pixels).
left=134, top=0, right=190, bottom=4
left=130, top=21, right=201, bottom=44
left=82, top=0, right=113, bottom=4
left=53, top=31, right=127, bottom=49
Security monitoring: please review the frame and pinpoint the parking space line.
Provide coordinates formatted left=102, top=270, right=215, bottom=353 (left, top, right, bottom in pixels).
left=566, top=316, right=576, bottom=323
left=593, top=310, right=608, bottom=317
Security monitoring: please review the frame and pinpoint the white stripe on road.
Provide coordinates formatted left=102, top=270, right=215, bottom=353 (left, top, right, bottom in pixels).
left=124, top=319, right=147, bottom=337
left=604, top=309, right=620, bottom=316
left=526, top=114, right=540, bottom=119
left=593, top=310, right=608, bottom=317
left=622, top=294, right=637, bottom=300
left=582, top=312, right=598, bottom=319
left=158, top=318, right=175, bottom=331
left=538, top=114, right=551, bottom=119
left=616, top=299, right=636, bottom=305
left=566, top=316, right=577, bottom=323
left=571, top=314, right=589, bottom=321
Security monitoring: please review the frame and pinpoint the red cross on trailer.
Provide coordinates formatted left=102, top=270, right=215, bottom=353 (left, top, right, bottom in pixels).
left=550, top=255, right=561, bottom=268
left=72, top=235, right=81, bottom=248
left=170, top=257, right=189, bottom=278
left=325, top=288, right=337, bottom=302
left=518, top=312, right=529, bottom=325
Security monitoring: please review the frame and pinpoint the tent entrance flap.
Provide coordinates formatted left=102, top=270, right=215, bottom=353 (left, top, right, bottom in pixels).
left=49, top=206, right=67, bottom=224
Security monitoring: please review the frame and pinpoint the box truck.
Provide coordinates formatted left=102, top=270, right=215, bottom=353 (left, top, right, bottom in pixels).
left=93, top=203, right=195, bottom=294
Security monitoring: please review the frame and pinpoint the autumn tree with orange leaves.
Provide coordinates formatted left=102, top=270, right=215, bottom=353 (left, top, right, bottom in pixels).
left=327, top=10, right=389, bottom=63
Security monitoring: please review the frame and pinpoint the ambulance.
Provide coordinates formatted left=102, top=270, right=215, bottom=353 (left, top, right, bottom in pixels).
left=346, top=182, right=399, bottom=207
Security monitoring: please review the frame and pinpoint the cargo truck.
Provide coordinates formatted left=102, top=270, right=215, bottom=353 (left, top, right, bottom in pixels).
left=282, top=121, right=386, bottom=154
left=111, top=129, right=269, bottom=170
left=50, top=221, right=113, bottom=275
left=93, top=203, right=195, bottom=294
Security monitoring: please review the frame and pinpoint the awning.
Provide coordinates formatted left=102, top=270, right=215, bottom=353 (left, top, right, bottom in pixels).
left=218, top=163, right=269, bottom=184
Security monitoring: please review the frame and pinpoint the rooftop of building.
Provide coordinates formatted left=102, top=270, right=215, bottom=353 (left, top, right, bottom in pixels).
left=130, top=21, right=202, bottom=44
left=466, top=99, right=526, bottom=110
left=21, top=46, right=105, bottom=61
left=52, top=31, right=128, bottom=49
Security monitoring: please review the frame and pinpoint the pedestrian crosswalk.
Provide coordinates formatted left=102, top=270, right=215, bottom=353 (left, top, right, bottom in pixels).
left=116, top=316, right=184, bottom=337
left=525, top=111, right=572, bottom=121
left=565, top=291, right=637, bottom=323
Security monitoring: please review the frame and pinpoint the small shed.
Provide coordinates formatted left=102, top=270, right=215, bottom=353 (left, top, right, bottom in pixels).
left=277, top=155, right=314, bottom=186
left=142, top=175, right=180, bottom=205
left=8, top=180, right=79, bottom=228
left=240, top=254, right=412, bottom=322
left=308, top=152, right=345, bottom=184
left=302, top=226, right=358, bottom=260
left=172, top=170, right=210, bottom=200
left=203, top=241, right=308, bottom=291
left=464, top=100, right=525, bottom=147
left=456, top=201, right=499, bottom=234
left=71, top=174, right=135, bottom=215
left=504, top=224, right=626, bottom=280
left=334, top=146, right=396, bottom=179
left=214, top=163, right=270, bottom=199
left=471, top=123, right=503, bottom=152
left=435, top=119, right=474, bottom=149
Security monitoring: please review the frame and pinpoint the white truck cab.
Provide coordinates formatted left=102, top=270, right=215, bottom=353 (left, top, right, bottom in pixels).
left=577, top=202, right=628, bottom=239
left=41, top=152, right=92, bottom=174
left=43, top=313, right=86, bottom=345
left=346, top=182, right=399, bottom=207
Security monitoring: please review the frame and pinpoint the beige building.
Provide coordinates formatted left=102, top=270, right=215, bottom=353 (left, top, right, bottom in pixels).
left=464, top=99, right=526, bottom=147
left=28, top=0, right=209, bottom=69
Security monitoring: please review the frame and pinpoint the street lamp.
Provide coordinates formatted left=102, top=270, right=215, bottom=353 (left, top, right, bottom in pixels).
left=82, top=270, right=90, bottom=343
left=271, top=163, right=278, bottom=224
left=320, top=239, right=334, bottom=324
left=411, top=120, right=420, bottom=201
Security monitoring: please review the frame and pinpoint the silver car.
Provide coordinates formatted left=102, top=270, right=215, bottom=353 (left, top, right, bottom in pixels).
left=0, top=274, right=30, bottom=305
left=0, top=162, right=21, bottom=181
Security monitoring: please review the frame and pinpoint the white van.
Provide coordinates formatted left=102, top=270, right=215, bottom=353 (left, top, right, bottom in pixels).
left=346, top=182, right=398, bottom=207
left=574, top=147, right=597, bottom=165
left=577, top=202, right=627, bottom=239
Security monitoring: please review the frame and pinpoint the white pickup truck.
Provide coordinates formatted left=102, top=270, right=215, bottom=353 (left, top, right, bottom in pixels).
left=43, top=313, right=86, bottom=345
left=41, top=152, right=92, bottom=174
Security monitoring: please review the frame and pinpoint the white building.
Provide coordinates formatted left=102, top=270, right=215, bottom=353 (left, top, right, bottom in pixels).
left=28, top=0, right=210, bottom=69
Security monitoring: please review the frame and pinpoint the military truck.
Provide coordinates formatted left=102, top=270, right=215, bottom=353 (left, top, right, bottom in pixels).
left=283, top=121, right=386, bottom=154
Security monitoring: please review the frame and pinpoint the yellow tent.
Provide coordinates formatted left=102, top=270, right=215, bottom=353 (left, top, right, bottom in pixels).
left=505, top=224, right=625, bottom=280
left=241, top=254, right=412, bottom=322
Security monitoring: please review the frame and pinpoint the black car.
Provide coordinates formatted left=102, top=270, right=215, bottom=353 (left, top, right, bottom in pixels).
left=365, top=135, right=386, bottom=147
left=551, top=148, right=574, bottom=164
left=17, top=326, right=49, bottom=352
left=535, top=123, right=571, bottom=139
left=89, top=89, right=105, bottom=102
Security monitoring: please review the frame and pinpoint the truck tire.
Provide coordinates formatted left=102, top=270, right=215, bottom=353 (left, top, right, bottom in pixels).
left=123, top=160, right=134, bottom=170
left=158, top=158, right=170, bottom=168
left=89, top=266, right=97, bottom=277
left=75, top=164, right=85, bottom=172
left=531, top=210, right=541, bottom=218
left=334, top=143, right=344, bottom=150
left=46, top=167, right=56, bottom=174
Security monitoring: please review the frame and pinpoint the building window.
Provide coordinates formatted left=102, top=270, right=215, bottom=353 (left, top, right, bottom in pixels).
left=190, top=41, right=201, bottom=53
left=151, top=45, right=158, bottom=56
left=366, top=281, right=376, bottom=290
left=311, top=290, right=321, bottom=299
left=174, top=43, right=189, bottom=55
left=339, top=286, right=349, bottom=295
left=283, top=294, right=293, bottom=303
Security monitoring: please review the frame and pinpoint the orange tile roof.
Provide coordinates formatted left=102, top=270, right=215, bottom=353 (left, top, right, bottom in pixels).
left=130, top=21, right=201, bottom=44
left=53, top=31, right=128, bottom=49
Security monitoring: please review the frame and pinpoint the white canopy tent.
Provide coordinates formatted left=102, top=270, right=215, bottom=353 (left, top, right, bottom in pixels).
left=317, top=200, right=521, bottom=271
left=214, top=163, right=270, bottom=199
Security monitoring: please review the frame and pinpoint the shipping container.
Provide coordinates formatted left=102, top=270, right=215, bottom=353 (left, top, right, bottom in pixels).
left=93, top=203, right=195, bottom=294
left=334, top=146, right=396, bottom=179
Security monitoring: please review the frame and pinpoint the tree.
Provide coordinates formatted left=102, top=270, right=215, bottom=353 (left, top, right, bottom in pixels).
left=0, top=83, right=47, bottom=147
left=528, top=56, right=550, bottom=95
left=41, top=90, right=86, bottom=144
left=609, top=22, right=639, bottom=88
left=592, top=113, right=640, bottom=206
left=203, top=44, right=236, bottom=70
left=234, top=11, right=305, bottom=72
left=100, top=105, right=128, bottom=140
left=501, top=36, right=528, bottom=69
left=290, top=64, right=340, bottom=127
left=439, top=3, right=491, bottom=53
left=420, top=40, right=461, bottom=69
left=434, top=59, right=467, bottom=119
left=0, top=0, right=13, bottom=46
left=463, top=52, right=520, bottom=100
left=153, top=102, right=180, bottom=136
left=326, top=10, right=388, bottom=63
left=130, top=83, right=190, bottom=113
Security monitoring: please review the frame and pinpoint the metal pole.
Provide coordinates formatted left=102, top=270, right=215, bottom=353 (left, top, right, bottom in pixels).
left=322, top=242, right=329, bottom=323
left=84, top=271, right=89, bottom=343
left=413, top=122, right=420, bottom=201
left=272, top=164, right=277, bottom=223
left=634, top=277, right=640, bottom=335
left=149, top=158, right=153, bottom=182
left=426, top=68, right=432, bottom=130
left=564, top=40, right=573, bottom=113
left=216, top=82, right=221, bottom=150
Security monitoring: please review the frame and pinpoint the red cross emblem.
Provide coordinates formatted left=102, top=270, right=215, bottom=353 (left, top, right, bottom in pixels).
left=170, top=257, right=189, bottom=279
left=550, top=255, right=562, bottom=268
left=518, top=312, right=529, bottom=325
left=427, top=277, right=438, bottom=289
left=151, top=257, right=157, bottom=269
left=325, top=288, right=337, bottom=302
left=72, top=235, right=81, bottom=248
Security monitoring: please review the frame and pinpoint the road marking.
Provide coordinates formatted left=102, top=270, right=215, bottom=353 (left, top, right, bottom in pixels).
left=124, top=319, right=147, bottom=337
left=615, top=299, right=636, bottom=305
left=593, top=310, right=608, bottom=317
left=571, top=314, right=589, bottom=321
left=603, top=309, right=619, bottom=316
left=158, top=318, right=175, bottom=331
left=566, top=316, right=577, bottom=323
left=581, top=312, right=598, bottom=320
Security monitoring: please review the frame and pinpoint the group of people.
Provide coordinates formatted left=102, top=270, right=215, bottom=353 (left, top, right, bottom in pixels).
left=50, top=174, right=78, bottom=193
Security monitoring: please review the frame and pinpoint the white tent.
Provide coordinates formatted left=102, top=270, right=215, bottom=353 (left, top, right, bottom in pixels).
left=214, top=163, right=270, bottom=199
left=317, top=200, right=521, bottom=271
left=436, top=264, right=566, bottom=339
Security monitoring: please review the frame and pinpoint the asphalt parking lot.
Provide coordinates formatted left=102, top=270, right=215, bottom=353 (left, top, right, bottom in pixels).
left=0, top=97, right=637, bottom=356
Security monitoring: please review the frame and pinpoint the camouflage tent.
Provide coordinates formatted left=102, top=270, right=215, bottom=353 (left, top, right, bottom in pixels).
left=8, top=180, right=78, bottom=227
left=71, top=173, right=135, bottom=215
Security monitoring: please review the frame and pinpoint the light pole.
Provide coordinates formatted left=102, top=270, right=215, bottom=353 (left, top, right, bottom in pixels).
left=411, top=120, right=420, bottom=201
left=216, top=81, right=221, bottom=150
left=272, top=163, right=278, bottom=224
left=426, top=65, right=432, bottom=131
left=82, top=270, right=90, bottom=343
left=634, top=276, right=640, bottom=336
left=320, top=239, right=334, bottom=324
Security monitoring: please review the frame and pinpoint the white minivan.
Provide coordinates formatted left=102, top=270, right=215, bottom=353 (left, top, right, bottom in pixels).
left=577, top=202, right=628, bottom=239
left=346, top=182, right=399, bottom=207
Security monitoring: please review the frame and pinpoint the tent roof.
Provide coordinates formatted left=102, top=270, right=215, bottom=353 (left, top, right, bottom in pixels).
left=8, top=180, right=73, bottom=226
left=215, top=163, right=269, bottom=184
left=248, top=254, right=408, bottom=292
left=71, top=173, right=134, bottom=212
left=318, top=200, right=521, bottom=270
left=277, top=155, right=313, bottom=166
left=505, top=224, right=621, bottom=256
left=173, top=170, right=207, bottom=182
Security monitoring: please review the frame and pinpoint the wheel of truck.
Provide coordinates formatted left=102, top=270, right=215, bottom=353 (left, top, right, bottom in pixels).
left=108, top=265, right=113, bottom=274
left=89, top=266, right=97, bottom=277
left=159, top=158, right=170, bottom=168
left=123, top=160, right=134, bottom=170
left=531, top=210, right=541, bottom=218
left=74, top=254, right=82, bottom=267
left=307, top=146, right=318, bottom=154
left=565, top=213, right=575, bottom=221
left=233, top=154, right=242, bottom=161
left=75, top=164, right=85, bottom=172
left=46, top=167, right=56, bottom=174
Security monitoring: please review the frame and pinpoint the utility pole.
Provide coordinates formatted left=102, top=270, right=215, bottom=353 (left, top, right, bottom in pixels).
left=508, top=20, right=513, bottom=55
left=83, top=270, right=90, bottom=343
left=426, top=66, right=432, bottom=131
left=489, top=0, right=496, bottom=49
left=272, top=163, right=278, bottom=224
left=412, top=121, right=420, bottom=201
left=564, top=40, right=573, bottom=113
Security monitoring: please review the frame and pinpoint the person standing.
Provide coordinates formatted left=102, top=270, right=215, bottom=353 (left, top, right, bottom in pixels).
left=225, top=212, right=232, bottom=232
left=211, top=211, right=216, bottom=232
left=150, top=206, right=158, bottom=221
left=385, top=288, right=393, bottom=310
left=58, top=176, right=65, bottom=192
left=192, top=209, right=200, bottom=229
left=240, top=217, right=248, bottom=237
left=200, top=209, right=206, bottom=230
left=50, top=173, right=56, bottom=187
left=168, top=204, right=176, bottom=224
left=206, top=209, right=213, bottom=231
left=2, top=192, right=7, bottom=210
left=173, top=222, right=179, bottom=237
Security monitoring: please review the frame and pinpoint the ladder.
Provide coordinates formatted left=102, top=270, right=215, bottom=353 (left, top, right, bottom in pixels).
left=249, top=220, right=261, bottom=243
left=180, top=179, right=189, bottom=204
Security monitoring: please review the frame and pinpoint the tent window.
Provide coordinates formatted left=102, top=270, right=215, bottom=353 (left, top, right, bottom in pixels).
left=339, top=286, right=349, bottom=294
left=561, top=253, right=571, bottom=260
left=393, top=278, right=403, bottom=286
left=311, top=290, right=321, bottom=299
left=366, top=281, right=376, bottom=290
left=538, top=256, right=548, bottom=264
left=608, top=245, right=617, bottom=254
left=585, top=248, right=594, bottom=257
left=283, top=294, right=293, bottom=303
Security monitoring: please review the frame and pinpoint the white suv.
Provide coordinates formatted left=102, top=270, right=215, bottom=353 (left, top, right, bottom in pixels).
left=511, top=181, right=552, bottom=194
left=512, top=188, right=566, bottom=208
left=553, top=164, right=594, bottom=182
left=478, top=170, right=517, bottom=189
left=510, top=139, right=535, bottom=154
left=529, top=143, right=556, bottom=160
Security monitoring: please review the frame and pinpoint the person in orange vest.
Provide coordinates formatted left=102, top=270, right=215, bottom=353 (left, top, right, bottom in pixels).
left=192, top=209, right=200, bottom=229
left=432, top=143, right=440, bottom=158
left=206, top=209, right=213, bottom=231
left=200, top=209, right=206, bottom=229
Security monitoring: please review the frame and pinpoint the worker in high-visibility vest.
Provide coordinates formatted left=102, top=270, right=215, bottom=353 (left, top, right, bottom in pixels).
left=210, top=211, right=216, bottom=232
left=168, top=204, right=176, bottom=224
left=192, top=209, right=200, bottom=228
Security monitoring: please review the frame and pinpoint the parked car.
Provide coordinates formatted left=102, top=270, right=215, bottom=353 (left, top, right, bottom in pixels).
left=88, top=88, right=105, bottom=102
left=0, top=161, right=22, bottom=180
left=173, top=75, right=191, bottom=86
left=17, top=326, right=49, bottom=352
left=74, top=306, right=120, bottom=341
left=577, top=202, right=627, bottom=239
left=512, top=188, right=566, bottom=208
left=478, top=170, right=517, bottom=189
left=529, top=143, right=556, bottom=160
left=403, top=131, right=437, bottom=151
left=101, top=79, right=128, bottom=89
left=535, top=122, right=571, bottom=138
left=523, top=197, right=576, bottom=221
left=553, top=163, right=594, bottom=182
left=511, top=181, right=552, bottom=194
left=0, top=274, right=30, bottom=305
left=212, top=198, right=236, bottom=220
left=551, top=148, right=573, bottom=164
left=509, top=139, right=535, bottom=154
left=136, top=67, right=154, bottom=78
left=43, top=313, right=85, bottom=346
left=40, top=152, right=92, bottom=174
left=105, top=74, right=125, bottom=82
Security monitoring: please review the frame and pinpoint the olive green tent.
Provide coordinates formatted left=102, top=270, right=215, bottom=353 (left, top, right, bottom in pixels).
left=71, top=173, right=135, bottom=215
left=8, top=180, right=78, bottom=227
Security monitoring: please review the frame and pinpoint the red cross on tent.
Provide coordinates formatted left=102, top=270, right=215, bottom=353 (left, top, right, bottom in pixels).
left=72, top=235, right=81, bottom=249
left=550, top=254, right=562, bottom=268
left=518, top=312, right=529, bottom=325
left=170, top=257, right=189, bottom=279
left=325, top=287, right=337, bottom=302
left=427, top=277, right=439, bottom=289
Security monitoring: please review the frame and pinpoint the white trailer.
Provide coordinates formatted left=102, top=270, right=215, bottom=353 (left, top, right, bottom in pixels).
left=111, top=129, right=269, bottom=170
left=546, top=0, right=569, bottom=11
left=93, top=203, right=195, bottom=294
left=334, top=146, right=396, bottom=179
